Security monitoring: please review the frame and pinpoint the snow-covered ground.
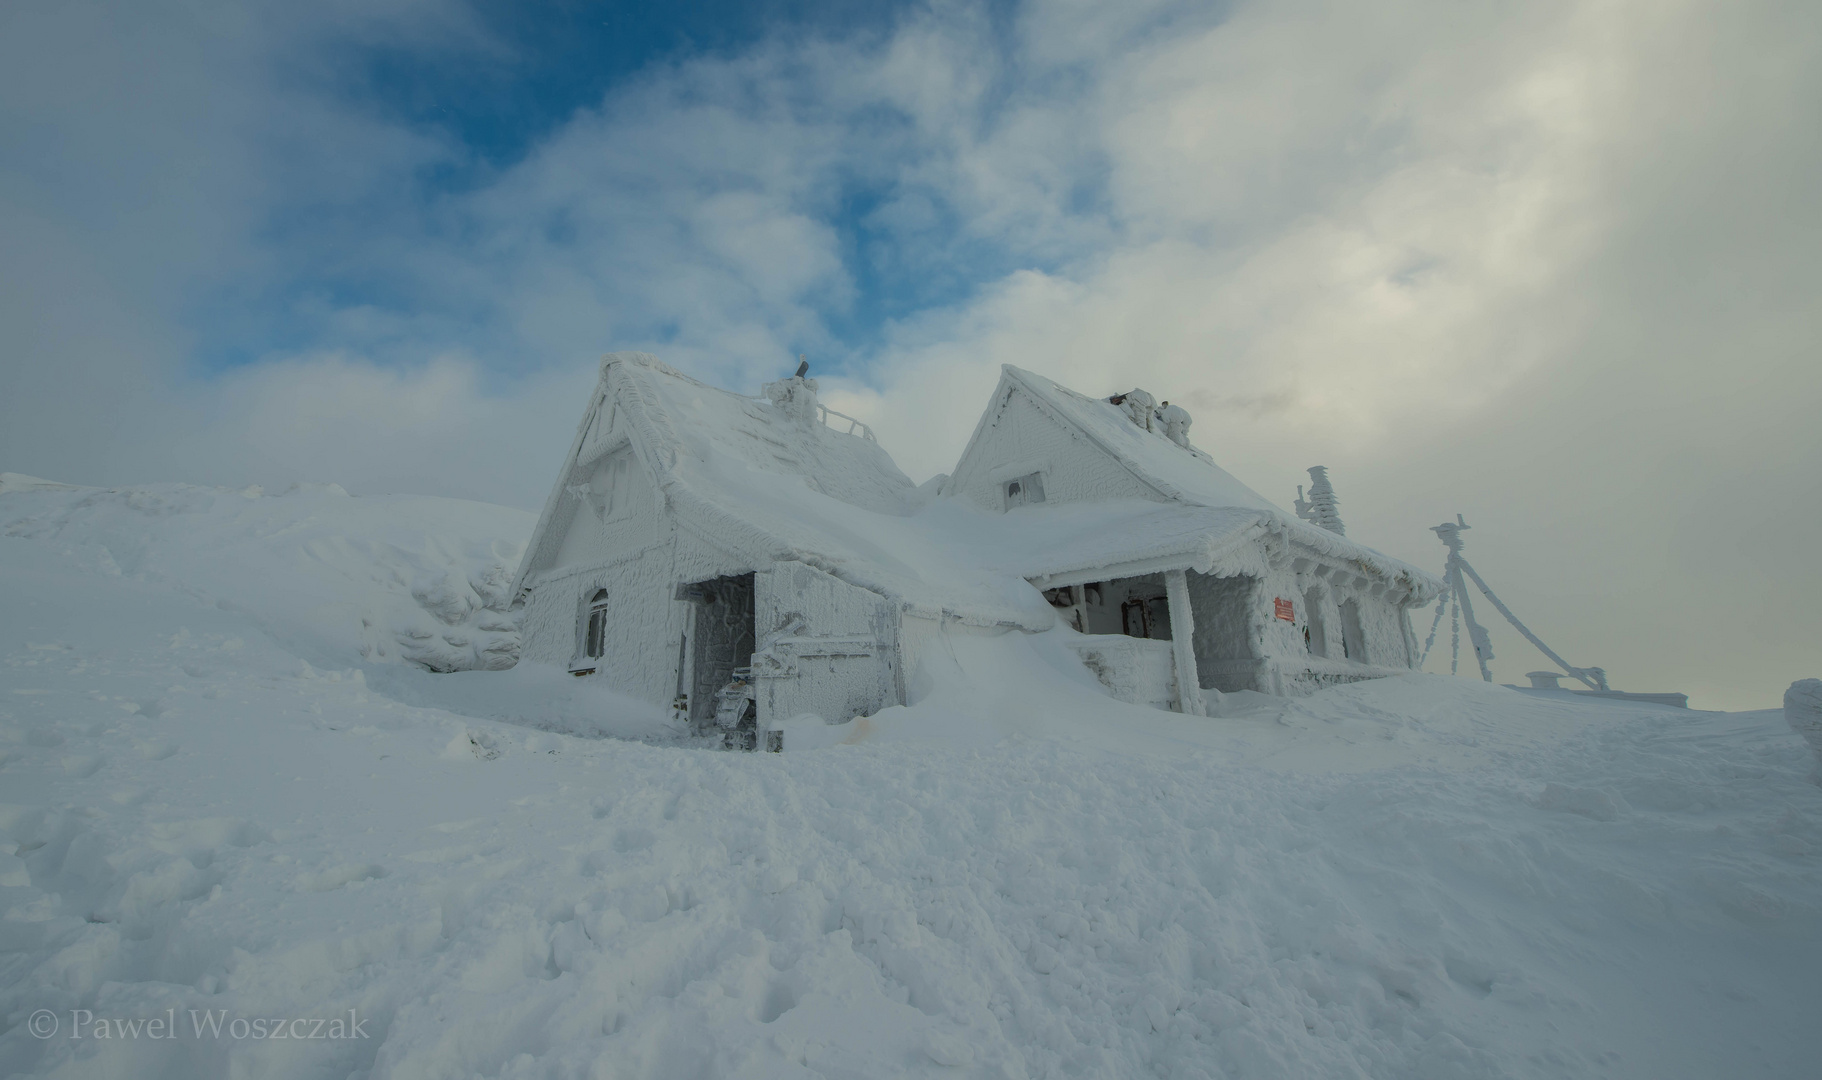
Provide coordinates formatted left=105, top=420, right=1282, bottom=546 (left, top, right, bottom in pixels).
left=2, top=477, right=1819, bottom=1079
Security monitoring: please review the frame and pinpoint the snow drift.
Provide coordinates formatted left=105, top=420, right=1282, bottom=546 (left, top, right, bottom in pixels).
left=2, top=477, right=1820, bottom=1080
left=0, top=473, right=530, bottom=673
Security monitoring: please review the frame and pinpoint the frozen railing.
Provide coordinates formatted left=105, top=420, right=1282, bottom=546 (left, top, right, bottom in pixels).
left=816, top=403, right=876, bottom=442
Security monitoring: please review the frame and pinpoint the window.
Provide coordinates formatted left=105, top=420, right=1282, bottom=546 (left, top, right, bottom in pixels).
left=1303, top=587, right=1328, bottom=657
left=1338, top=599, right=1368, bottom=663
left=1119, top=594, right=1171, bottom=639
left=584, top=589, right=609, bottom=659
left=585, top=452, right=633, bottom=520
left=1004, top=471, right=1046, bottom=509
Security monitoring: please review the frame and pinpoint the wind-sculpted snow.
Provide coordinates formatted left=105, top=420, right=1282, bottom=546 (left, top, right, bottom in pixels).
left=0, top=474, right=531, bottom=673
left=2, top=478, right=1820, bottom=1079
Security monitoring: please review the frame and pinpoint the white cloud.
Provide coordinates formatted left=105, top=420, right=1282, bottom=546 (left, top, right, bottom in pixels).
left=2, top=0, right=1816, bottom=709
left=828, top=0, right=1821, bottom=708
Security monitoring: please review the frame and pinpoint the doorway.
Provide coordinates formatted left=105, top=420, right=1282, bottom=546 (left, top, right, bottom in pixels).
left=684, top=573, right=756, bottom=729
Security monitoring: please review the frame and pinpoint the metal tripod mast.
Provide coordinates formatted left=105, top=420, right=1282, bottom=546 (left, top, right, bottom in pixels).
left=1420, top=516, right=1608, bottom=691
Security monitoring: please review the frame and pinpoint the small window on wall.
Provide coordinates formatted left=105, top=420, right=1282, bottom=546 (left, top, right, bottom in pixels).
left=1004, top=472, right=1046, bottom=510
left=584, top=589, right=609, bottom=659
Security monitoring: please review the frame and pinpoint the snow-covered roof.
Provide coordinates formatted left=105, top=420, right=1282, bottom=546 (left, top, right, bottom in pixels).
left=1000, top=367, right=1283, bottom=513
left=612, top=356, right=914, bottom=516
left=932, top=498, right=1270, bottom=582
left=516, top=355, right=1437, bottom=624
left=516, top=354, right=1052, bottom=629
left=970, top=367, right=1442, bottom=599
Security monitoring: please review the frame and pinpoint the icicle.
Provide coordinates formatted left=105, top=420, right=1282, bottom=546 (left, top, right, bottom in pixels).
left=1420, top=590, right=1449, bottom=667
left=1449, top=590, right=1462, bottom=676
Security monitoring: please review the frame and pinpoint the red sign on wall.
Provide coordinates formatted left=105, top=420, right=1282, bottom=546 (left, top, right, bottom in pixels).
left=1274, top=597, right=1295, bottom=621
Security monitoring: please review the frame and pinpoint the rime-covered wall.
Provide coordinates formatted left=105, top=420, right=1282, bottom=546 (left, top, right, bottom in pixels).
left=550, top=444, right=663, bottom=570
left=1237, top=545, right=1421, bottom=696
left=520, top=428, right=760, bottom=712
left=1068, top=635, right=1175, bottom=711
left=519, top=544, right=685, bottom=707
left=949, top=386, right=1160, bottom=513
left=755, top=561, right=899, bottom=725
left=1186, top=572, right=1261, bottom=693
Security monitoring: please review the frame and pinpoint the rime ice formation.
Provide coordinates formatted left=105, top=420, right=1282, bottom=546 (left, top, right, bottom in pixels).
left=1156, top=399, right=1193, bottom=448
left=1414, top=513, right=1685, bottom=703
left=0, top=473, right=527, bottom=673
left=6, top=470, right=1822, bottom=1080
left=1110, top=387, right=1157, bottom=431
left=762, top=371, right=820, bottom=426
left=513, top=356, right=1441, bottom=742
left=1295, top=464, right=1345, bottom=535
left=1788, top=678, right=1822, bottom=776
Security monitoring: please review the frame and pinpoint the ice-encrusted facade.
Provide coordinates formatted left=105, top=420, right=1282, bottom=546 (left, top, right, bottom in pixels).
left=511, top=354, right=1050, bottom=744
left=512, top=355, right=1440, bottom=738
left=947, top=367, right=1442, bottom=704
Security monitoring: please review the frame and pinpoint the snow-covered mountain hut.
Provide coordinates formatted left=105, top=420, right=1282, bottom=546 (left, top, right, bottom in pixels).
left=944, top=366, right=1442, bottom=707
left=513, top=354, right=1439, bottom=739
left=510, top=353, right=1049, bottom=742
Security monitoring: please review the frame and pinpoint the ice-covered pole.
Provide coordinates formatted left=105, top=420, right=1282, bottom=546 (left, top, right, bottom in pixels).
left=1430, top=516, right=1493, bottom=681
left=1165, top=569, right=1212, bottom=717
left=1787, top=679, right=1822, bottom=782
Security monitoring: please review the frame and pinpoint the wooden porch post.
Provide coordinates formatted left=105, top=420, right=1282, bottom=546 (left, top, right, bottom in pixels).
left=1165, top=569, right=1208, bottom=716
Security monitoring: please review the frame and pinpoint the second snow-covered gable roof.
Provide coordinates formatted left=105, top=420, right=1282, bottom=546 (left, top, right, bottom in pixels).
left=947, top=366, right=1441, bottom=600
left=996, top=368, right=1281, bottom=513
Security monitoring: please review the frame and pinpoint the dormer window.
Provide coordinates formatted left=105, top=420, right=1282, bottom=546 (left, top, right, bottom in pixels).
left=1004, top=472, right=1045, bottom=509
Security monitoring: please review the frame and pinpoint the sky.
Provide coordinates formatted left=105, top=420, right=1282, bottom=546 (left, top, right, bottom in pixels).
left=2, top=0, right=1817, bottom=710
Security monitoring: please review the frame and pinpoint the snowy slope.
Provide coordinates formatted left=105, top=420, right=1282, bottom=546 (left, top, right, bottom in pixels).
left=3, top=479, right=1821, bottom=1079
left=0, top=474, right=532, bottom=673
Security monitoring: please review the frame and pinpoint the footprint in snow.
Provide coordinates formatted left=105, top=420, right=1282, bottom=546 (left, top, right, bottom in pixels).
left=61, top=754, right=103, bottom=778
left=296, top=863, right=389, bottom=892
left=135, top=739, right=178, bottom=760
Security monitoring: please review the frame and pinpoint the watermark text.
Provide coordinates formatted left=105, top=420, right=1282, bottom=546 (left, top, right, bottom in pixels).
left=28, top=1008, right=369, bottom=1041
